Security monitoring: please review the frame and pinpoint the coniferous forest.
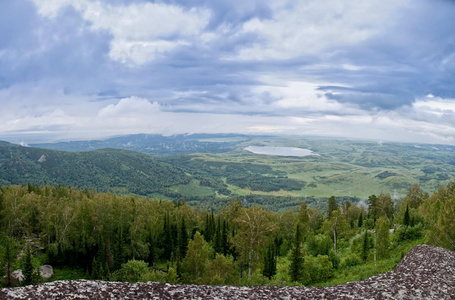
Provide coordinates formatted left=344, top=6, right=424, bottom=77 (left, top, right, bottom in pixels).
left=1, top=182, right=454, bottom=287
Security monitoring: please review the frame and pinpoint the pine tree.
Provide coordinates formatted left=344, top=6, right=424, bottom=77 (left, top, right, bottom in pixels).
left=179, top=218, right=189, bottom=258
left=403, top=205, right=410, bottom=227
left=362, top=230, right=369, bottom=262
left=203, top=212, right=216, bottom=243
left=221, top=220, right=229, bottom=255
left=213, top=216, right=225, bottom=254
left=147, top=234, right=156, bottom=267
left=289, top=224, right=304, bottom=282
left=358, top=212, right=363, bottom=228
left=160, top=213, right=174, bottom=260
left=4, top=236, right=14, bottom=287
left=23, top=244, right=34, bottom=286
left=328, top=196, right=338, bottom=219
left=263, top=245, right=277, bottom=279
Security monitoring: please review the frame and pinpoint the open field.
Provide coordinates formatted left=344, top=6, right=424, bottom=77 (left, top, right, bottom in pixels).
left=5, top=134, right=455, bottom=211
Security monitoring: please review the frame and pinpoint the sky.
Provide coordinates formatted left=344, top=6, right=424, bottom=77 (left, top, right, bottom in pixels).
left=1, top=0, right=455, bottom=145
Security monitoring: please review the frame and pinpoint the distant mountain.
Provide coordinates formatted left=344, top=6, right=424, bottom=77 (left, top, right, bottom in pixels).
left=0, top=141, right=190, bottom=196
left=30, top=133, right=251, bottom=155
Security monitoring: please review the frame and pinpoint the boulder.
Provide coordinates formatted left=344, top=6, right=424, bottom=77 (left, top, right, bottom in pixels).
left=11, top=270, right=24, bottom=283
left=40, top=265, right=53, bottom=280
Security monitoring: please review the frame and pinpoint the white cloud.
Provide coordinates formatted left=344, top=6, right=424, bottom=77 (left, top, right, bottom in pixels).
left=98, top=97, right=160, bottom=118
left=237, top=0, right=406, bottom=60
left=32, top=0, right=210, bottom=64
left=413, top=97, right=455, bottom=115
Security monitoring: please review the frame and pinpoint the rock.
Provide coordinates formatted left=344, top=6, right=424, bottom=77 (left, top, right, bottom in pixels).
left=10, top=270, right=24, bottom=283
left=1, top=245, right=454, bottom=299
left=40, top=265, right=53, bottom=280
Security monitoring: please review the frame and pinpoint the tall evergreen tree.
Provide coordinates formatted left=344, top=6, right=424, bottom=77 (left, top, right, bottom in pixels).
left=4, top=236, right=14, bottom=287
left=358, top=212, right=363, bottom=228
left=213, top=217, right=223, bottom=254
left=146, top=234, right=157, bottom=267
left=289, top=224, right=304, bottom=282
left=263, top=245, right=277, bottom=279
left=328, top=196, right=338, bottom=219
left=403, top=205, right=410, bottom=227
left=203, top=212, right=216, bottom=243
left=362, top=230, right=369, bottom=262
left=179, top=218, right=189, bottom=258
left=221, top=220, right=230, bottom=255
left=160, top=213, right=174, bottom=260
left=23, top=244, right=34, bottom=286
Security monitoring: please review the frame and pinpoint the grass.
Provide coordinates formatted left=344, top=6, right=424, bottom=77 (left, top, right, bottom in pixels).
left=316, top=237, right=425, bottom=287
left=175, top=138, right=455, bottom=203
left=52, top=267, right=88, bottom=281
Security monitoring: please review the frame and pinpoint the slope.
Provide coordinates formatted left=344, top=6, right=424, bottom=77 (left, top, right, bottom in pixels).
left=0, top=141, right=190, bottom=196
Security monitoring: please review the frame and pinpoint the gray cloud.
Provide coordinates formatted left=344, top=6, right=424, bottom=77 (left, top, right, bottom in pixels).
left=0, top=0, right=455, bottom=145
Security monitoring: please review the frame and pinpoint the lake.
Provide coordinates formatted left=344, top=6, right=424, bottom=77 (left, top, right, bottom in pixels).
left=244, top=146, right=318, bottom=157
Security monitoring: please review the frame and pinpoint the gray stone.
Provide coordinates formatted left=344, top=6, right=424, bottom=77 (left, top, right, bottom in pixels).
left=11, top=270, right=24, bottom=283
left=40, top=265, right=53, bottom=280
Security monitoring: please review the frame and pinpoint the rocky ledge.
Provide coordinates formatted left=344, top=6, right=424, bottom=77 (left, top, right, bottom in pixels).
left=1, top=244, right=454, bottom=299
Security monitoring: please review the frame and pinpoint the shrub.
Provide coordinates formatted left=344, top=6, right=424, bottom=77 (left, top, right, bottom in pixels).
left=111, top=259, right=150, bottom=282
left=301, top=255, right=333, bottom=285
left=340, top=253, right=362, bottom=268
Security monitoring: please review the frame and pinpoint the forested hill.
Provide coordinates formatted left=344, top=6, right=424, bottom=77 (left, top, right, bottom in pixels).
left=30, top=133, right=246, bottom=155
left=0, top=141, right=190, bottom=195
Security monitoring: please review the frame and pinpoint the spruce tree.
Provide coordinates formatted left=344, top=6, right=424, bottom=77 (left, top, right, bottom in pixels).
left=221, top=220, right=229, bottom=255
left=289, top=225, right=304, bottom=282
left=328, top=196, right=338, bottom=219
left=362, top=230, right=369, bottom=262
left=358, top=212, right=363, bottom=228
left=263, top=245, right=277, bottom=279
left=4, top=236, right=14, bottom=287
left=179, top=218, right=189, bottom=258
left=23, top=244, right=34, bottom=286
left=214, top=217, right=223, bottom=254
left=403, top=205, right=410, bottom=227
left=160, top=213, right=174, bottom=260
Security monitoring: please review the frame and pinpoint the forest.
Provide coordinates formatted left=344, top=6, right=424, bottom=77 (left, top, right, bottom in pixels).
left=1, top=182, right=454, bottom=288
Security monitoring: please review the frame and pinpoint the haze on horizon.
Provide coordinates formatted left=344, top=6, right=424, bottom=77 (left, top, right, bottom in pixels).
left=1, top=0, right=455, bottom=145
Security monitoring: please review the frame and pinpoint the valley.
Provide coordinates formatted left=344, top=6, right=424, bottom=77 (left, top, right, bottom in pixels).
left=2, top=134, right=454, bottom=212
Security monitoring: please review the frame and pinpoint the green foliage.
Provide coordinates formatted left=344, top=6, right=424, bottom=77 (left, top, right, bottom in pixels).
left=403, top=205, right=410, bottom=227
left=263, top=245, right=277, bottom=279
left=375, top=216, right=390, bottom=258
left=307, top=234, right=332, bottom=257
left=22, top=245, right=35, bottom=286
left=328, top=196, right=338, bottom=218
left=0, top=143, right=191, bottom=196
left=340, top=253, right=362, bottom=268
left=301, top=255, right=333, bottom=285
left=181, top=232, right=213, bottom=284
left=289, top=225, right=303, bottom=282
left=205, top=254, right=238, bottom=285
left=2, top=181, right=455, bottom=288
left=425, top=182, right=455, bottom=250
left=112, top=259, right=150, bottom=282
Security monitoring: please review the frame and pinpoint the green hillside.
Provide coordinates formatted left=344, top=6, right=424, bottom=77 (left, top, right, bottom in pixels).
left=0, top=142, right=190, bottom=195
left=2, top=136, right=455, bottom=212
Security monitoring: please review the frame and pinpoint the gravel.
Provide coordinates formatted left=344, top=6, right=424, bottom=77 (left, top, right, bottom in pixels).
left=1, top=244, right=454, bottom=299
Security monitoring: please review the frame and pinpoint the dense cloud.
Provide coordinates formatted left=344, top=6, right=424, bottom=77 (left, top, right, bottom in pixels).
left=0, top=0, right=454, bottom=144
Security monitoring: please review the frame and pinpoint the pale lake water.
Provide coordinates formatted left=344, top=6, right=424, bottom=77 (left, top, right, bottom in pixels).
left=244, top=146, right=318, bottom=157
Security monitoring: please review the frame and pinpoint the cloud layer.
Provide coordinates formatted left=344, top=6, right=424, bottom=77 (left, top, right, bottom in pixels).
left=1, top=0, right=455, bottom=144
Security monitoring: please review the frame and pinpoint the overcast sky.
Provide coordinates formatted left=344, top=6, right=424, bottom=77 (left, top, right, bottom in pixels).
left=1, top=0, right=455, bottom=144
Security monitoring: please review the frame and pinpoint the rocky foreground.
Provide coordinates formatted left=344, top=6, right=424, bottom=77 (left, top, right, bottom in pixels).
left=1, top=244, right=454, bottom=299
